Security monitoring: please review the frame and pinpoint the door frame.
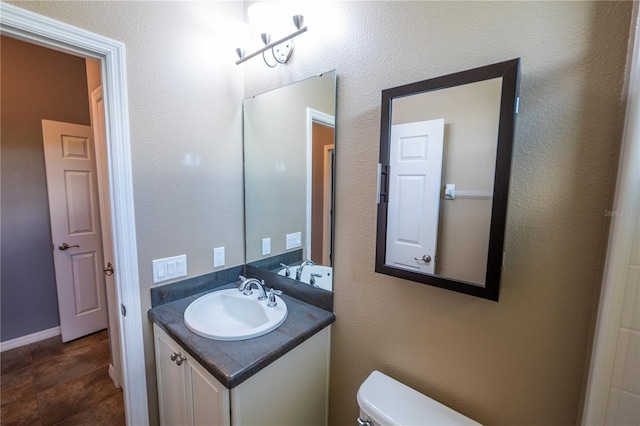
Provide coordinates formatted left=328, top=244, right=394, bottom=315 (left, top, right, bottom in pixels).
left=0, top=3, right=149, bottom=424
left=91, top=86, right=123, bottom=388
left=306, top=108, right=335, bottom=261
left=322, top=144, right=334, bottom=265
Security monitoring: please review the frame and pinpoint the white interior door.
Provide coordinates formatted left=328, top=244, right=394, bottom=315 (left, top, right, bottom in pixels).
left=386, top=119, right=445, bottom=274
left=42, top=119, right=108, bottom=342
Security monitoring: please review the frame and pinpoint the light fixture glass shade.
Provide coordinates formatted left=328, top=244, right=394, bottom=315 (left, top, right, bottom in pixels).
left=248, top=2, right=277, bottom=35
left=292, top=15, right=304, bottom=30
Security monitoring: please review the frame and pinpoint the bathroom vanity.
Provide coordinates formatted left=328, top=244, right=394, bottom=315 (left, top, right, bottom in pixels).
left=149, top=284, right=334, bottom=426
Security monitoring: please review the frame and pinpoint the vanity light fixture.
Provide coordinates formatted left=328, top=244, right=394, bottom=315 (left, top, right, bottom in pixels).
left=234, top=2, right=308, bottom=68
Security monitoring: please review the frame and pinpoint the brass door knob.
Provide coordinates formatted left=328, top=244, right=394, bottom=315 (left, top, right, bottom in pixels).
left=103, top=262, right=114, bottom=276
left=58, top=243, right=80, bottom=250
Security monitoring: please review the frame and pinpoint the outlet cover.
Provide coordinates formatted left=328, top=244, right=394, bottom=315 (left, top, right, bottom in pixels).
left=262, top=238, right=271, bottom=256
left=213, top=247, right=225, bottom=268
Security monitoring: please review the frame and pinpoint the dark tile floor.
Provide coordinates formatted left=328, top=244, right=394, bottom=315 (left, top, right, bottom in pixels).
left=1, top=330, right=125, bottom=426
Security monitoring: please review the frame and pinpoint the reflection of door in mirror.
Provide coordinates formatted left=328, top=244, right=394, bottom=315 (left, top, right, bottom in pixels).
left=385, top=119, right=444, bottom=275
left=311, top=121, right=334, bottom=266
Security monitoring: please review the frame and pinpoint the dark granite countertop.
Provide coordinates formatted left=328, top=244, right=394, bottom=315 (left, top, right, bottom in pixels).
left=148, top=283, right=335, bottom=389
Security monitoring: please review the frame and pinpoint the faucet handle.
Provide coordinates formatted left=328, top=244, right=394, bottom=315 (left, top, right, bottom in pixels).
left=238, top=275, right=247, bottom=291
left=279, top=263, right=290, bottom=277
left=266, top=287, right=282, bottom=307
left=309, top=273, right=322, bottom=286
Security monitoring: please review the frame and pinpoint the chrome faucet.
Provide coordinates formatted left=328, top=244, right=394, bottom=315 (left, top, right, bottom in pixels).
left=279, top=263, right=291, bottom=277
left=238, top=275, right=267, bottom=300
left=295, top=260, right=315, bottom=281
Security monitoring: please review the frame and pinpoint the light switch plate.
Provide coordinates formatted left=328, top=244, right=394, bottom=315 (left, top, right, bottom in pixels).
left=213, top=247, right=225, bottom=268
left=153, top=254, right=187, bottom=284
left=286, top=232, right=302, bottom=250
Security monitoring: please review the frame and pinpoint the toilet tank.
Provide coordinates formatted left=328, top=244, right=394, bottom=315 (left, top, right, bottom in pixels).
left=357, top=371, right=482, bottom=426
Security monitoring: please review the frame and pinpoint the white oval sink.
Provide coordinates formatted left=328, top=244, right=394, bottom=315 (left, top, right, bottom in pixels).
left=184, top=289, right=287, bottom=341
left=278, top=265, right=333, bottom=291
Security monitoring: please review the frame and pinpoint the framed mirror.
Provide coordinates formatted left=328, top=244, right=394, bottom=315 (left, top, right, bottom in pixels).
left=375, top=59, right=520, bottom=301
left=244, top=71, right=337, bottom=291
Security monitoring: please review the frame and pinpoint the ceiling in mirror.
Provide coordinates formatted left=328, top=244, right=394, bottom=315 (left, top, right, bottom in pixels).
left=375, top=59, right=520, bottom=301
left=244, top=70, right=336, bottom=291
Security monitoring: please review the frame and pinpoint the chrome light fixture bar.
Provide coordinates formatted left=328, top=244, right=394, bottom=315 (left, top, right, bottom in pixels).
left=236, top=25, right=308, bottom=65
left=235, top=5, right=308, bottom=68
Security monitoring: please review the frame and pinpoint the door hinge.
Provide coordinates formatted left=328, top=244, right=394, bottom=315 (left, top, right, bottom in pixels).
left=121, top=304, right=127, bottom=317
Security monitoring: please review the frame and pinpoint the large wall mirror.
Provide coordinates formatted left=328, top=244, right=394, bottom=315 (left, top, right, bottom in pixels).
left=375, top=59, right=520, bottom=301
left=244, top=70, right=336, bottom=291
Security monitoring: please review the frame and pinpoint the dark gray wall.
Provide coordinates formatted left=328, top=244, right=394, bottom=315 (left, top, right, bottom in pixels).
left=1, top=36, right=91, bottom=342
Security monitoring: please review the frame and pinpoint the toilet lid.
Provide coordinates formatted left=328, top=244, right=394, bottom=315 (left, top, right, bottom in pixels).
left=357, top=371, right=482, bottom=426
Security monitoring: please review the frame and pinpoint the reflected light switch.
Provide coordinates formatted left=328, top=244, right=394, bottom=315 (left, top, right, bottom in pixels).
left=286, top=232, right=302, bottom=250
left=445, top=184, right=456, bottom=200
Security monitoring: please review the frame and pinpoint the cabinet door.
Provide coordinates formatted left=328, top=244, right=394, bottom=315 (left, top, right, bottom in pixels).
left=186, top=356, right=230, bottom=426
left=154, top=325, right=190, bottom=426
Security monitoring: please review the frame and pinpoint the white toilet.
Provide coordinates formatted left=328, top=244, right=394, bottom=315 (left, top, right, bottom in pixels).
left=357, top=371, right=482, bottom=426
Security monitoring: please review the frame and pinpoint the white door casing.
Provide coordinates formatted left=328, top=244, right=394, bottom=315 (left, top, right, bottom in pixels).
left=42, top=120, right=109, bottom=343
left=1, top=4, right=150, bottom=424
left=91, top=86, right=122, bottom=388
left=386, top=119, right=445, bottom=274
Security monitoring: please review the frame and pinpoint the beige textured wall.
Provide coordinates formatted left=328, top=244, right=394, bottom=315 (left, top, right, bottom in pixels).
left=5, top=2, right=244, bottom=424
left=243, top=1, right=632, bottom=424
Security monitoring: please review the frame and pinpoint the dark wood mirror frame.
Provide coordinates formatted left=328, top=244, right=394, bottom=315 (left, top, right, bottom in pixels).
left=375, top=58, right=520, bottom=301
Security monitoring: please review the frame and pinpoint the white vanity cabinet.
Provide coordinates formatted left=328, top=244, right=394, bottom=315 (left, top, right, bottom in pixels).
left=154, top=324, right=230, bottom=425
left=153, top=324, right=331, bottom=426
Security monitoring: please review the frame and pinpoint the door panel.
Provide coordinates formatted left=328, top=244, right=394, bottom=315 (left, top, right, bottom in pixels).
left=65, top=171, right=96, bottom=234
left=42, top=120, right=108, bottom=342
left=386, top=119, right=444, bottom=274
left=70, top=252, right=101, bottom=314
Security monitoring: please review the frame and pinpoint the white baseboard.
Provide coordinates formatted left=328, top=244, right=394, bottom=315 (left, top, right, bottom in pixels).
left=108, top=363, right=122, bottom=389
left=0, top=326, right=61, bottom=352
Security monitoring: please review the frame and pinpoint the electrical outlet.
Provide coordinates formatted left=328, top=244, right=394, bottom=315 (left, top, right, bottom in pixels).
left=262, top=238, right=271, bottom=256
left=213, top=246, right=225, bottom=268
